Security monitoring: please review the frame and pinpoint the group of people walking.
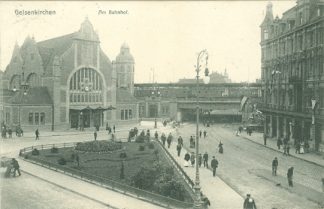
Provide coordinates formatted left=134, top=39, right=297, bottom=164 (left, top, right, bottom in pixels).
left=271, top=156, right=295, bottom=187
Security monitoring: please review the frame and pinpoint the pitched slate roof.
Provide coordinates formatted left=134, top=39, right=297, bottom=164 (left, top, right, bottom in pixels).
left=8, top=87, right=52, bottom=105
left=116, top=88, right=137, bottom=103
left=36, top=33, right=76, bottom=70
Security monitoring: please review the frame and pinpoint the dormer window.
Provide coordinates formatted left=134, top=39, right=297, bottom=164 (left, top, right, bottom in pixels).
left=264, top=29, right=269, bottom=40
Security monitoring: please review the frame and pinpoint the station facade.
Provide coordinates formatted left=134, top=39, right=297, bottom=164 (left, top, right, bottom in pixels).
left=1, top=18, right=138, bottom=131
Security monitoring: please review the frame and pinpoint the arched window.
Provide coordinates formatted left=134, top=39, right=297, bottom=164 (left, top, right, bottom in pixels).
left=27, top=73, right=40, bottom=87
left=10, top=75, right=20, bottom=90
left=69, top=68, right=104, bottom=104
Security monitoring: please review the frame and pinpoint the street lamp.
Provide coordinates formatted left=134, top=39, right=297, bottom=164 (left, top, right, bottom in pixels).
left=194, top=49, right=209, bottom=209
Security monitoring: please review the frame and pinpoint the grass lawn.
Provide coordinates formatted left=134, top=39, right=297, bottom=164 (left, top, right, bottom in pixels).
left=26, top=141, right=194, bottom=203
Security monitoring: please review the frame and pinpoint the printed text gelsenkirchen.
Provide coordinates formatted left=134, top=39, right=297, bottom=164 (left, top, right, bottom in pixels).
left=15, top=9, right=56, bottom=16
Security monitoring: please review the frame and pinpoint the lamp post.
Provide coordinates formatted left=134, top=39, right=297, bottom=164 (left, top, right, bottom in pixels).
left=194, top=49, right=209, bottom=209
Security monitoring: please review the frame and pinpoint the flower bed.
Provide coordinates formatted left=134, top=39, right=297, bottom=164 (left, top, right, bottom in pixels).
left=75, top=140, right=122, bottom=153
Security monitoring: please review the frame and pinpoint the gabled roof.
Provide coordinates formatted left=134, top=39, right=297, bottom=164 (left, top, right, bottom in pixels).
left=116, top=88, right=137, bottom=103
left=34, top=33, right=76, bottom=72
left=8, top=87, right=52, bottom=105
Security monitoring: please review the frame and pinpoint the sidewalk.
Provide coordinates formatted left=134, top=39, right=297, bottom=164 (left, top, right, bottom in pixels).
left=232, top=130, right=324, bottom=168
left=154, top=125, right=243, bottom=209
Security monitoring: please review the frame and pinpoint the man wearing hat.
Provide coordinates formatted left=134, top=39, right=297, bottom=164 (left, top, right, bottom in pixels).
left=210, top=156, right=218, bottom=177
left=243, top=194, right=257, bottom=209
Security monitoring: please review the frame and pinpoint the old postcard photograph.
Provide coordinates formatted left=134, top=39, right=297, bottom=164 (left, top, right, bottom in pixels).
left=0, top=1, right=324, bottom=209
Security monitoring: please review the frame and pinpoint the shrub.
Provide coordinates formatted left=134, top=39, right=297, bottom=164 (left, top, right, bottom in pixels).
left=50, top=147, right=59, bottom=153
left=31, top=148, right=40, bottom=156
left=24, top=155, right=29, bottom=159
left=139, top=145, right=145, bottom=151
left=135, top=135, right=145, bottom=143
left=75, top=140, right=122, bottom=152
left=119, top=152, right=127, bottom=158
left=58, top=157, right=66, bottom=165
left=148, top=142, right=155, bottom=149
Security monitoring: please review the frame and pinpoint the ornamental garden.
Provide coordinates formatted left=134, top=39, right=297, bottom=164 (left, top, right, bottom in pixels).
left=21, top=134, right=194, bottom=206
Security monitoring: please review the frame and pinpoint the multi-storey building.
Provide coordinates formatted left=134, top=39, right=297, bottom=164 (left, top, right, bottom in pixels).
left=1, top=18, right=138, bottom=131
left=260, top=0, right=324, bottom=152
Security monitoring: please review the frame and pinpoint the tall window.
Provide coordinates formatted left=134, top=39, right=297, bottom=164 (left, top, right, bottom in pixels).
left=129, top=110, right=132, bottom=119
left=40, top=113, right=45, bottom=125
left=69, top=68, right=104, bottom=104
left=35, top=113, right=39, bottom=125
left=29, top=113, right=33, bottom=125
left=121, top=110, right=125, bottom=120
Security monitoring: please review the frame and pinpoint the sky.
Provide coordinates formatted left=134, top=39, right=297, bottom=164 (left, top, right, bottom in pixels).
left=0, top=1, right=296, bottom=83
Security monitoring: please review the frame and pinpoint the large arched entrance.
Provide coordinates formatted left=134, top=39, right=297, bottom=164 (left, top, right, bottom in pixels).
left=68, top=67, right=105, bottom=129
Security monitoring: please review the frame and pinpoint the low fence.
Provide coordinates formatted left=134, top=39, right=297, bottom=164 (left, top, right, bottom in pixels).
left=19, top=140, right=194, bottom=209
left=154, top=140, right=195, bottom=190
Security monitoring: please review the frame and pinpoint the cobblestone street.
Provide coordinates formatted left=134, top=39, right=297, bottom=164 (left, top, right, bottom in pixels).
left=175, top=123, right=324, bottom=209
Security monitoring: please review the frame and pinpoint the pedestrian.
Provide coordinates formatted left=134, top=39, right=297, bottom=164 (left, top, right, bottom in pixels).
left=184, top=152, right=190, bottom=167
left=161, top=133, right=166, bottom=146
left=190, top=136, right=195, bottom=148
left=211, top=156, right=218, bottom=177
left=199, top=130, right=202, bottom=138
left=12, top=158, right=21, bottom=177
left=178, top=136, right=183, bottom=146
left=190, top=152, right=195, bottom=167
left=203, top=130, right=207, bottom=138
left=272, top=157, right=278, bottom=176
left=287, top=167, right=294, bottom=187
left=287, top=143, right=290, bottom=155
left=94, top=129, right=97, bottom=140
left=239, top=126, right=243, bottom=133
left=35, top=129, right=39, bottom=140
left=108, top=126, right=112, bottom=134
left=176, top=143, right=182, bottom=157
left=198, top=154, right=202, bottom=167
left=243, top=194, right=257, bottom=209
left=203, top=152, right=209, bottom=168
left=113, top=125, right=116, bottom=133
left=295, top=142, right=300, bottom=154
left=8, top=128, right=12, bottom=138
left=167, top=133, right=173, bottom=148
left=283, top=144, right=288, bottom=156
left=277, top=138, right=282, bottom=150
left=154, top=131, right=158, bottom=140
left=263, top=133, right=267, bottom=146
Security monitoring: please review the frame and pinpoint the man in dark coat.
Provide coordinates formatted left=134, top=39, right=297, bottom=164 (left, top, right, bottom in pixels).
left=12, top=158, right=21, bottom=177
left=176, top=143, right=182, bottom=157
left=263, top=133, right=267, bottom=146
left=178, top=136, right=183, bottom=146
left=211, top=156, right=218, bottom=177
left=277, top=138, right=282, bottom=150
left=287, top=167, right=294, bottom=187
left=203, top=130, right=207, bottom=138
left=272, top=157, right=278, bottom=176
left=203, top=152, right=209, bottom=168
left=113, top=125, right=116, bottom=133
left=243, top=194, right=257, bottom=209
left=167, top=133, right=173, bottom=148
left=161, top=133, right=166, bottom=146
left=154, top=131, right=159, bottom=140
left=199, top=130, right=202, bottom=138
left=94, top=129, right=97, bottom=140
left=35, top=129, right=39, bottom=140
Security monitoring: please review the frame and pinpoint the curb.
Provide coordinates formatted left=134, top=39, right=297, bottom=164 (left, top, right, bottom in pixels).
left=241, top=136, right=324, bottom=169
